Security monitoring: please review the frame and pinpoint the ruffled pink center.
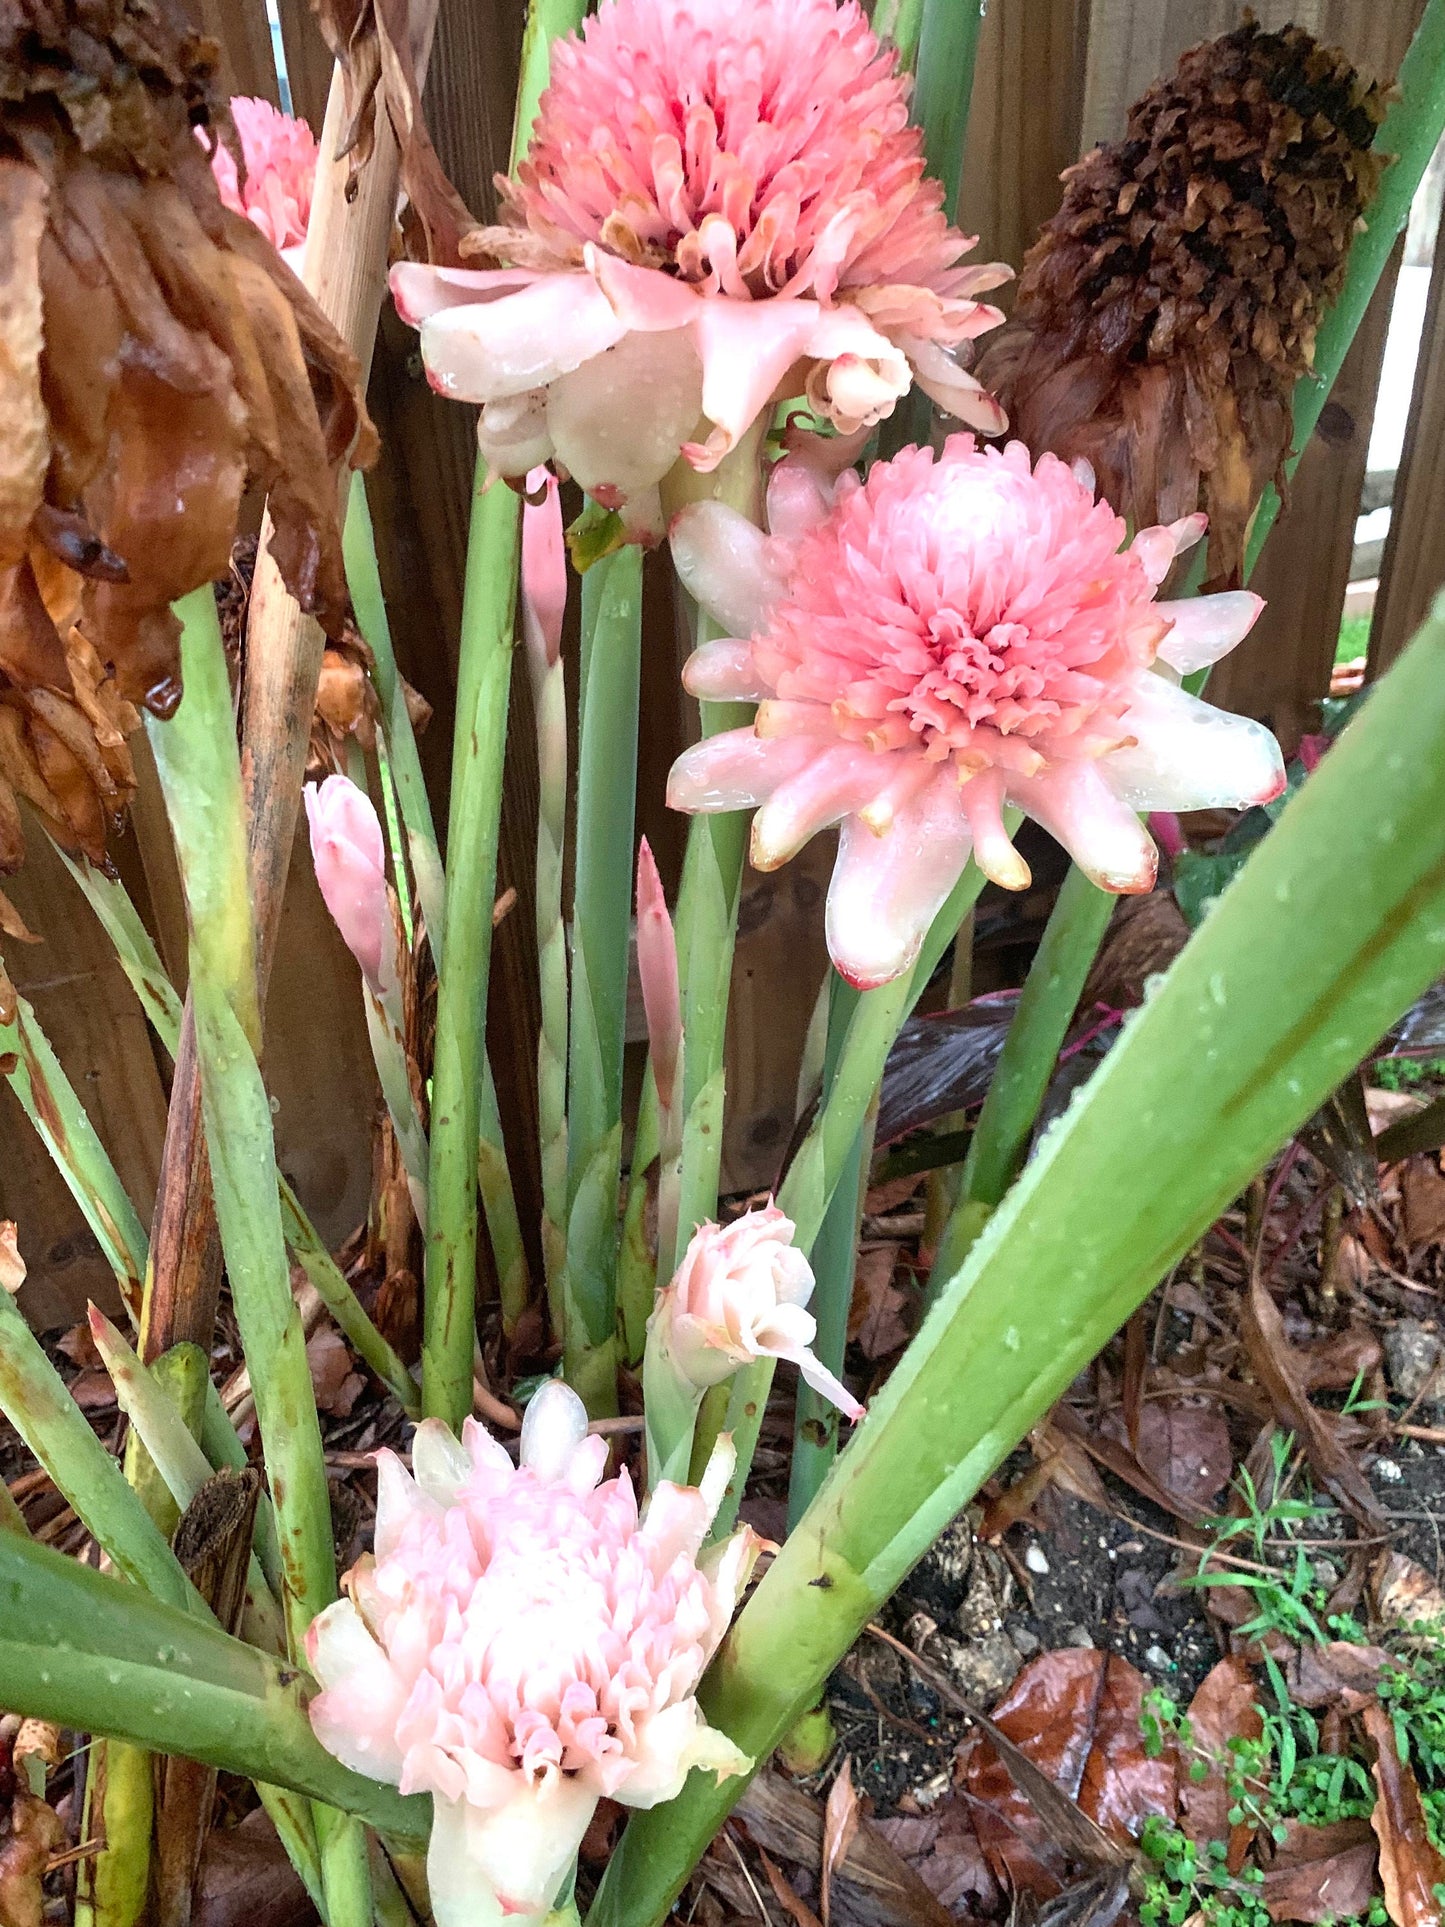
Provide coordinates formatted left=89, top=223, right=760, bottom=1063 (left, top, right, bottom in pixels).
left=209, top=96, right=317, bottom=253
left=357, top=1458, right=716, bottom=1799
left=503, top=0, right=973, bottom=318
left=754, top=441, right=1169, bottom=776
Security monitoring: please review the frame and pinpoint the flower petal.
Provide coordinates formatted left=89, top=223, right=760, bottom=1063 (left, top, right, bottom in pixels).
left=1009, top=761, right=1158, bottom=893
left=373, top=1448, right=438, bottom=1559
left=426, top=1779, right=596, bottom=1927
left=1154, top=591, right=1264, bottom=675
left=477, top=391, right=554, bottom=481
left=667, top=729, right=816, bottom=812
left=410, top=1419, right=472, bottom=1508
left=419, top=274, right=627, bottom=403
left=751, top=744, right=890, bottom=869
left=304, top=1600, right=408, bottom=1785
left=547, top=325, right=703, bottom=496
left=389, top=262, right=537, bottom=327
left=894, top=332, right=1007, bottom=433
left=684, top=298, right=825, bottom=471
left=682, top=637, right=769, bottom=702
left=618, top=1699, right=752, bottom=1811
left=959, top=769, right=1031, bottom=890
left=669, top=502, right=785, bottom=636
left=519, top=1378, right=590, bottom=1481
left=825, top=775, right=974, bottom=989
left=1103, top=673, right=1287, bottom=811
left=520, top=469, right=566, bottom=671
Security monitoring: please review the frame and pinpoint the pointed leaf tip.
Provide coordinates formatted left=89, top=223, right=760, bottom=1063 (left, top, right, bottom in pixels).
left=635, top=837, right=682, bottom=1113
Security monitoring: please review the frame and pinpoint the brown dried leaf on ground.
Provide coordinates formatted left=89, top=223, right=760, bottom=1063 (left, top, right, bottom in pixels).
left=1241, top=1269, right=1387, bottom=1531
left=963, top=1650, right=1177, bottom=1897
left=1129, top=1398, right=1233, bottom=1514
left=821, top=1757, right=859, bottom=1927
left=761, top=1850, right=824, bottom=1927
left=1262, top=1818, right=1379, bottom=1924
left=0, top=0, right=374, bottom=873
left=312, top=0, right=472, bottom=264
left=1400, top=1158, right=1445, bottom=1251
left=874, top=1807, right=1002, bottom=1916
left=975, top=19, right=1387, bottom=585
left=738, top=1770, right=955, bottom=1927
left=1297, top=1327, right=1384, bottom=1396
left=849, top=1243, right=909, bottom=1360
left=1374, top=1553, right=1445, bottom=1633
left=307, top=1327, right=366, bottom=1417
left=0, top=1788, right=63, bottom=1927
left=1178, top=1656, right=1261, bottom=1851
left=196, top=1807, right=315, bottom=1927
left=1364, top=1703, right=1445, bottom=1927
left=1285, top=1642, right=1390, bottom=1715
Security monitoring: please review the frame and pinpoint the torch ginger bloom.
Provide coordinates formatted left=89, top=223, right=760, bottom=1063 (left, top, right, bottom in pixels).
left=668, top=436, right=1286, bottom=989
left=652, top=1204, right=863, bottom=1419
left=207, top=97, right=317, bottom=268
left=306, top=1381, right=756, bottom=1927
left=389, top=0, right=1008, bottom=537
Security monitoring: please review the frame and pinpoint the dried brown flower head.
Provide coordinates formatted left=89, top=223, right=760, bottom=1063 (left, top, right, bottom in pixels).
left=976, top=16, right=1388, bottom=585
left=0, top=0, right=376, bottom=874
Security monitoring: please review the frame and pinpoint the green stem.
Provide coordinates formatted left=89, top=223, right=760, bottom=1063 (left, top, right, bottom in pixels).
left=587, top=592, right=1445, bottom=1927
left=870, top=0, right=925, bottom=69
left=511, top=0, right=588, bottom=159
left=0, top=1530, right=430, bottom=1845
left=930, top=867, right=1113, bottom=1292
left=151, top=588, right=369, bottom=1926
left=617, top=1066, right=661, bottom=1365
left=531, top=644, right=570, bottom=1324
left=563, top=546, right=643, bottom=1412
left=345, top=478, right=531, bottom=1339
left=423, top=480, right=520, bottom=1429
left=912, top=0, right=982, bottom=225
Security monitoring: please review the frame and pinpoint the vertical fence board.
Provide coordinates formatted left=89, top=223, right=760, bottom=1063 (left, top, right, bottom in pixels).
left=273, top=0, right=336, bottom=131
left=194, top=0, right=280, bottom=106
left=1369, top=223, right=1445, bottom=673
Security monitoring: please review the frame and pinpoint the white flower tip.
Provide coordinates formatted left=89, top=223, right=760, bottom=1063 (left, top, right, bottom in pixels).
left=0, top=1224, right=26, bottom=1296
left=520, top=1378, right=590, bottom=1480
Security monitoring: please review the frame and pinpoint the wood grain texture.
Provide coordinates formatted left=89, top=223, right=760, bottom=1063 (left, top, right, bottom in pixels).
left=1209, top=250, right=1403, bottom=751
left=0, top=828, right=168, bottom=1328
left=1370, top=221, right=1445, bottom=673
left=194, top=0, right=280, bottom=106
left=274, top=0, right=335, bottom=129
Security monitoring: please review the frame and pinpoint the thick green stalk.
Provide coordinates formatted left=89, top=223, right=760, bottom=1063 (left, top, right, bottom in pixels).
left=56, top=843, right=417, bottom=1409
left=0, top=1283, right=201, bottom=1615
left=149, top=589, right=369, bottom=1925
left=512, top=0, right=588, bottom=157
left=912, top=0, right=982, bottom=224
left=931, top=866, right=1113, bottom=1289
left=617, top=1068, right=661, bottom=1364
left=0, top=1531, right=429, bottom=1844
left=530, top=634, right=570, bottom=1321
left=364, top=985, right=431, bottom=1222
left=588, top=596, right=1445, bottom=1927
left=870, top=0, right=925, bottom=68
left=0, top=978, right=148, bottom=1316
left=424, top=481, right=520, bottom=1429
left=344, top=481, right=529, bottom=1325
left=564, top=546, right=643, bottom=1412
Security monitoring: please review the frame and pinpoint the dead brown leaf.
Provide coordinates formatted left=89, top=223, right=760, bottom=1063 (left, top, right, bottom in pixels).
left=1297, top=1328, right=1384, bottom=1395
left=196, top=1806, right=315, bottom=1927
left=1365, top=1702, right=1445, bottom=1927
left=1374, top=1552, right=1445, bottom=1633
left=761, top=1849, right=823, bottom=1927
left=0, top=1789, right=63, bottom=1927
left=306, top=1328, right=365, bottom=1418
left=0, top=1223, right=23, bottom=1295
left=849, top=1244, right=910, bottom=1359
left=963, top=1650, right=1177, bottom=1897
left=1262, top=1818, right=1378, bottom=1923
left=1132, top=1398, right=1234, bottom=1513
left=1179, top=1656, right=1262, bottom=1852
left=1285, top=1642, right=1390, bottom=1714
left=1240, top=1270, right=1386, bottom=1531
left=821, top=1757, right=859, bottom=1927
left=1401, top=1159, right=1445, bottom=1250
left=875, top=1806, right=1002, bottom=1916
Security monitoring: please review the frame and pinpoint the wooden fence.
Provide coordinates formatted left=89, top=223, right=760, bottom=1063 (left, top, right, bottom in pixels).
left=4, top=0, right=1442, bottom=1326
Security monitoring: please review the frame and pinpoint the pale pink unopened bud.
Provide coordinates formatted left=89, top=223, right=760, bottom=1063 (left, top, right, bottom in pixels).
left=306, top=1381, right=755, bottom=1927
left=0, top=1222, right=24, bottom=1295
left=304, top=775, right=389, bottom=992
left=521, top=467, right=566, bottom=671
left=635, top=838, right=681, bottom=1113
left=656, top=1204, right=864, bottom=1421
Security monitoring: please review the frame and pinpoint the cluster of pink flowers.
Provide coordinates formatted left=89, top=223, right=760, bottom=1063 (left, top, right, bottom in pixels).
left=307, top=1383, right=756, bottom=1927
left=207, top=96, right=317, bottom=268
left=391, top=0, right=1006, bottom=535
left=668, top=434, right=1285, bottom=988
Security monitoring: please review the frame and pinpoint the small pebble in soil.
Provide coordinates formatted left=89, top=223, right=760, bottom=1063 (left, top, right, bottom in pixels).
left=1145, top=1644, right=1174, bottom=1670
left=1374, top=1458, right=1405, bottom=1483
left=1063, top=1624, right=1096, bottom=1648
left=1024, top=1544, right=1050, bottom=1574
left=1010, top=1622, right=1040, bottom=1657
left=1384, top=1319, right=1444, bottom=1405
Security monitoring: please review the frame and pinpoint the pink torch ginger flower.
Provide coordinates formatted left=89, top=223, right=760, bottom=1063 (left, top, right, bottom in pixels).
left=667, top=436, right=1286, bottom=990
left=304, top=775, right=390, bottom=993
left=207, top=97, right=317, bottom=269
left=306, top=1382, right=756, bottom=1927
left=389, top=0, right=1008, bottom=537
left=653, top=1204, right=863, bottom=1420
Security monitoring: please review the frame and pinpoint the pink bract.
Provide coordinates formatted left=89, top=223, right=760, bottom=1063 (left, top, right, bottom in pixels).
left=388, top=0, right=1008, bottom=537
left=304, top=775, right=390, bottom=993
left=208, top=96, right=317, bottom=261
left=306, top=1382, right=756, bottom=1927
left=656, top=1203, right=864, bottom=1420
left=668, top=436, right=1285, bottom=990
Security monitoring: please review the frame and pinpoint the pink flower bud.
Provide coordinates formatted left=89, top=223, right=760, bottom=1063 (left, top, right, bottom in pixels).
left=204, top=97, right=317, bottom=265
left=521, top=467, right=567, bottom=672
left=635, top=837, right=681, bottom=1113
left=656, top=1204, right=864, bottom=1421
left=304, top=775, right=389, bottom=992
left=306, top=1381, right=755, bottom=1927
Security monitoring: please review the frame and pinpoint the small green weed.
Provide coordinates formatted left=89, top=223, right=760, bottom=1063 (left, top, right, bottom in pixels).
left=1370, top=1053, right=1445, bottom=1092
